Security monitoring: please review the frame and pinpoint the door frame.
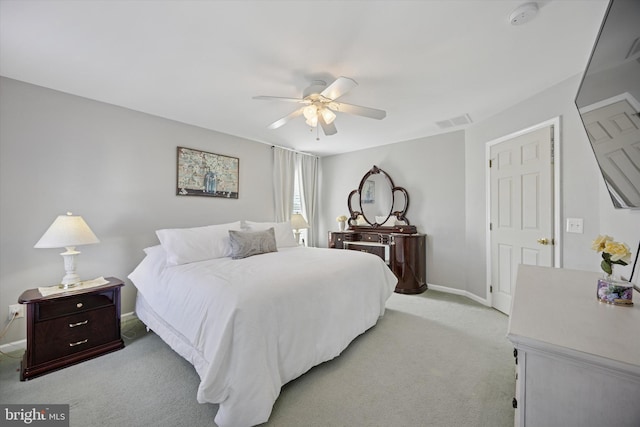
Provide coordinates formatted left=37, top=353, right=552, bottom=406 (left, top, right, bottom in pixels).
left=485, top=117, right=562, bottom=309
left=578, top=91, right=640, bottom=115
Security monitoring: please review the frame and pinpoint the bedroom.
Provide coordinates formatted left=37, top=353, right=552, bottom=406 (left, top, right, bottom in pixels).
left=1, top=0, right=639, bottom=426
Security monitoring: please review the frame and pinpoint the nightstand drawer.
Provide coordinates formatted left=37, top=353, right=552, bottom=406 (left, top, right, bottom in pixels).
left=33, top=306, right=118, bottom=364
left=37, top=291, right=115, bottom=321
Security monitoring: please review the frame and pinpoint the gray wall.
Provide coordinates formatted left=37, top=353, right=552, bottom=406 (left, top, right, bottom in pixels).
left=2, top=72, right=639, bottom=346
left=321, top=72, right=639, bottom=302
left=465, top=74, right=640, bottom=299
left=319, top=131, right=466, bottom=291
left=0, top=77, right=274, bottom=344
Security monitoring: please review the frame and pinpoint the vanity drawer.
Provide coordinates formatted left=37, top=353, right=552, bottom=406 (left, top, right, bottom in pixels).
left=346, top=243, right=386, bottom=260
left=361, top=233, right=381, bottom=243
left=33, top=306, right=118, bottom=364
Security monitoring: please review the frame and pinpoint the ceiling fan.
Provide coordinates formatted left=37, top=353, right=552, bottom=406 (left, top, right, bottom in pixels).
left=253, top=76, right=386, bottom=137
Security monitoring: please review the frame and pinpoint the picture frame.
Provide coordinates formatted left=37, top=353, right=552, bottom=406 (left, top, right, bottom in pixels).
left=362, top=179, right=375, bottom=204
left=176, top=146, right=239, bottom=198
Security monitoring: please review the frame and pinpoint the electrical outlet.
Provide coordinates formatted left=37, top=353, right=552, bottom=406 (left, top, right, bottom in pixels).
left=9, top=304, right=24, bottom=319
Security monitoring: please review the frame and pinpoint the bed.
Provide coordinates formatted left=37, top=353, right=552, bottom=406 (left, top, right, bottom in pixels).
left=128, top=221, right=397, bottom=427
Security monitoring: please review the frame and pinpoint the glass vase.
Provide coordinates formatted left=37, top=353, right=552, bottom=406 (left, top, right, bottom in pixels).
left=597, top=274, right=633, bottom=306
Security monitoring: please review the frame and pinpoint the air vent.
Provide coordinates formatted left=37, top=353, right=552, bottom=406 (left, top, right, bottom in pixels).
left=436, top=113, right=473, bottom=130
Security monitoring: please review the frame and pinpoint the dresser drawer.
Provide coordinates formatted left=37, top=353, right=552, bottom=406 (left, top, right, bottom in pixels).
left=36, top=291, right=115, bottom=321
left=33, top=306, right=118, bottom=364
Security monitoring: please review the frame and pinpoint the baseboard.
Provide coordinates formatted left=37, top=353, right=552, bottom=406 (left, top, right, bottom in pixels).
left=0, top=311, right=138, bottom=354
left=428, top=283, right=490, bottom=307
left=0, top=338, right=26, bottom=354
left=121, top=311, right=137, bottom=324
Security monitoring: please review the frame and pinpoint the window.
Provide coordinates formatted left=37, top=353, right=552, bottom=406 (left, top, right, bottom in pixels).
left=293, top=173, right=302, bottom=214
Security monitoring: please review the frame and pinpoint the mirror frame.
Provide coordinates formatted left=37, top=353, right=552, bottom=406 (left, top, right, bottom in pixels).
left=347, top=165, right=417, bottom=234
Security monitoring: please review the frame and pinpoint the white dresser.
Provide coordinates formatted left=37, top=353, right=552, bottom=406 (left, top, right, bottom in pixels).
left=507, top=265, right=640, bottom=427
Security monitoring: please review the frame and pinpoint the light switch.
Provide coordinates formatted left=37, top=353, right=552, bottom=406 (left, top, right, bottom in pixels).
left=566, top=218, right=583, bottom=234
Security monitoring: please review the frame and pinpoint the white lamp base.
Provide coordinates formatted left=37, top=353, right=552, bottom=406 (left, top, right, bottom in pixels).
left=60, top=247, right=81, bottom=289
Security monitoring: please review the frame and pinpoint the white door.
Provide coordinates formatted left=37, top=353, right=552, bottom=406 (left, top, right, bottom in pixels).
left=581, top=99, right=640, bottom=207
left=490, top=126, right=554, bottom=315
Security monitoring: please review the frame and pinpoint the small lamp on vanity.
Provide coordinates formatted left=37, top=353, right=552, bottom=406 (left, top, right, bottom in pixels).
left=290, top=213, right=309, bottom=246
left=34, top=212, right=100, bottom=289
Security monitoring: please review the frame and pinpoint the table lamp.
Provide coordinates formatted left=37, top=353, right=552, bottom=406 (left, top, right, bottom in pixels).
left=290, top=213, right=309, bottom=245
left=34, top=212, right=100, bottom=288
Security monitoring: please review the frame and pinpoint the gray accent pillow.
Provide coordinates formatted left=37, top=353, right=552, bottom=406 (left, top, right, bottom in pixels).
left=228, top=228, right=278, bottom=259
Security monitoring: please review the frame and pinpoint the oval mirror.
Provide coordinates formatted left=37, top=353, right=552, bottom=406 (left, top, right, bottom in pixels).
left=347, top=165, right=413, bottom=231
left=360, top=172, right=393, bottom=225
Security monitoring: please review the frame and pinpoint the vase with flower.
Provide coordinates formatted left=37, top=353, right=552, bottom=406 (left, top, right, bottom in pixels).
left=592, top=235, right=633, bottom=306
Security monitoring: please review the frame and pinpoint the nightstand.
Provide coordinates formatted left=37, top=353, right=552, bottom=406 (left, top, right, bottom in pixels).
left=18, top=277, right=125, bottom=380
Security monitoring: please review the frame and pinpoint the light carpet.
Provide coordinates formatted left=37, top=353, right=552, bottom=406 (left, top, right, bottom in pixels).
left=0, top=290, right=515, bottom=426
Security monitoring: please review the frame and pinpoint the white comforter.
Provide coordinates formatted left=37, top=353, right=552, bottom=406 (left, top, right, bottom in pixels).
left=129, top=246, right=397, bottom=427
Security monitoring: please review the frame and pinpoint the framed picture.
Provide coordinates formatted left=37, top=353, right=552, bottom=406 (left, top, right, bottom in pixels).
left=362, top=179, right=375, bottom=204
left=176, top=147, right=239, bottom=198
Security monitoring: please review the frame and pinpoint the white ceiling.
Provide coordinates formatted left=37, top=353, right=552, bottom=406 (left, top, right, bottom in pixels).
left=0, top=0, right=609, bottom=156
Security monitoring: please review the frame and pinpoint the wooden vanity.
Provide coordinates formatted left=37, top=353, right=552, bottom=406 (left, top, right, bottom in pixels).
left=329, top=230, right=426, bottom=294
left=328, top=165, right=427, bottom=294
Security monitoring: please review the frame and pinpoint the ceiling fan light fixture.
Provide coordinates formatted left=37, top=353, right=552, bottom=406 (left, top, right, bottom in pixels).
left=254, top=76, right=387, bottom=136
left=305, top=115, right=318, bottom=127
left=303, top=105, right=318, bottom=120
left=320, top=108, right=336, bottom=125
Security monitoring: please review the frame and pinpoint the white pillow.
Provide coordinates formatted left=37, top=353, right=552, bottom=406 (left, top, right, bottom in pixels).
left=141, top=245, right=167, bottom=275
left=243, top=220, right=299, bottom=248
left=155, top=221, right=242, bottom=265
left=128, top=245, right=167, bottom=295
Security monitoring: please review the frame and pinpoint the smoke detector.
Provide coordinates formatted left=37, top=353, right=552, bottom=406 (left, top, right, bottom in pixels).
left=510, top=2, right=538, bottom=25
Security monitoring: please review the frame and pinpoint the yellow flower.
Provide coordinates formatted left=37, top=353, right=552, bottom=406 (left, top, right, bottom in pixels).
left=603, top=241, right=632, bottom=264
left=336, top=215, right=348, bottom=222
left=591, top=234, right=612, bottom=252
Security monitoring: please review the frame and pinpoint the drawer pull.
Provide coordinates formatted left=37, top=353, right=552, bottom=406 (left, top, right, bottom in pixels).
left=69, top=320, right=88, bottom=328
left=69, top=339, right=88, bottom=347
left=76, top=302, right=83, bottom=308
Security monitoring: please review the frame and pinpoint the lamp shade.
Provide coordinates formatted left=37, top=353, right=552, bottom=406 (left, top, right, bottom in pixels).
left=320, top=108, right=336, bottom=125
left=290, top=213, right=309, bottom=230
left=34, top=213, right=100, bottom=248
left=303, top=105, right=317, bottom=120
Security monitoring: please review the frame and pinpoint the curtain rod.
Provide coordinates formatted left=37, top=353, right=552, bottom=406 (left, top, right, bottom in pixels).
left=271, top=144, right=318, bottom=158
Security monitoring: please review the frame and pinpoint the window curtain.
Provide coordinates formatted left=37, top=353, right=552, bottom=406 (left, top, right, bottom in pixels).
left=298, top=154, right=319, bottom=247
left=272, top=146, right=319, bottom=246
left=272, top=147, right=296, bottom=222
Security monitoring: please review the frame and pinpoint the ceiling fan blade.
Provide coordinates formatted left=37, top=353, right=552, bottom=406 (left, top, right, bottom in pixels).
left=321, top=76, right=358, bottom=101
left=318, top=115, right=337, bottom=136
left=331, top=102, right=387, bottom=120
left=253, top=96, right=308, bottom=103
left=267, top=108, right=304, bottom=129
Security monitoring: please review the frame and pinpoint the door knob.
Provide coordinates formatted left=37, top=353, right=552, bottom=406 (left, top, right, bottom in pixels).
left=537, top=238, right=549, bottom=245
